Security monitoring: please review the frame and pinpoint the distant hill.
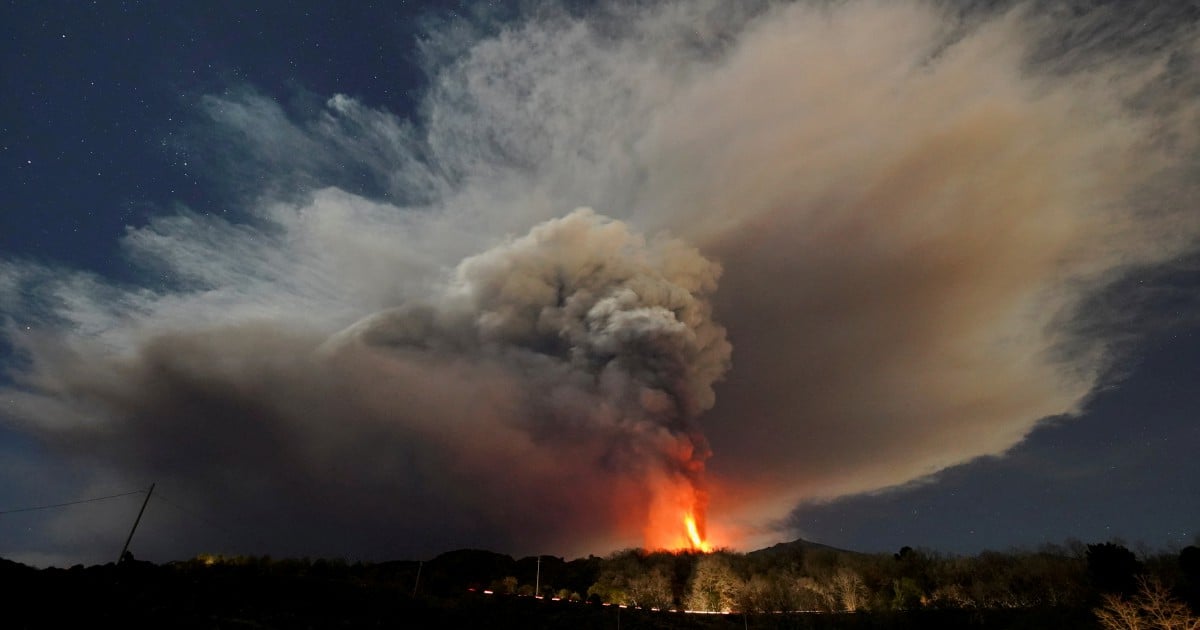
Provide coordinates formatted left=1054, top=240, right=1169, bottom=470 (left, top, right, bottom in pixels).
left=746, top=536, right=860, bottom=558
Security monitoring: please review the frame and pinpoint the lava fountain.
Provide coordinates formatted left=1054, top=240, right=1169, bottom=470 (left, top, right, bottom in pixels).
left=685, top=512, right=712, bottom=552
left=643, top=470, right=715, bottom=552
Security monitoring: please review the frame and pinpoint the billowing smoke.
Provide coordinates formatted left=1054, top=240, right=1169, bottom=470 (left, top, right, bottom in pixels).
left=2, top=210, right=729, bottom=558
left=325, top=208, right=731, bottom=547
left=2, top=0, right=1199, bottom=561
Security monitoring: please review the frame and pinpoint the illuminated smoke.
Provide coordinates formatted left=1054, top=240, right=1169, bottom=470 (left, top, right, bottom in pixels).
left=324, top=208, right=731, bottom=547
left=1, top=209, right=730, bottom=558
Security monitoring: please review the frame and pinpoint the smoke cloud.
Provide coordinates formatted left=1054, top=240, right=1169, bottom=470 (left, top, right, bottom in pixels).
left=2, top=0, right=1198, bottom=560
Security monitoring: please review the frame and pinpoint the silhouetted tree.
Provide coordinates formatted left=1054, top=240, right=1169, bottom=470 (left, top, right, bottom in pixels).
left=1181, top=547, right=1200, bottom=580
left=1088, top=543, right=1143, bottom=596
left=1179, top=546, right=1200, bottom=611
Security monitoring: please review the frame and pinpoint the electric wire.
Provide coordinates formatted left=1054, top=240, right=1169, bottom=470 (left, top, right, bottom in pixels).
left=0, top=489, right=146, bottom=515
left=3, top=486, right=269, bottom=554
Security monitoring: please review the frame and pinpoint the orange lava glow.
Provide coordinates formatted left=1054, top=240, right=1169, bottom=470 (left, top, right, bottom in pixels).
left=685, top=513, right=712, bottom=552
left=642, top=472, right=717, bottom=552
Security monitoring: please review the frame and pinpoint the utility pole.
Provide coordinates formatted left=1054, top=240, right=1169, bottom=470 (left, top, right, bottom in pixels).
left=534, top=555, right=541, bottom=598
left=118, top=482, right=154, bottom=564
left=412, top=560, right=422, bottom=598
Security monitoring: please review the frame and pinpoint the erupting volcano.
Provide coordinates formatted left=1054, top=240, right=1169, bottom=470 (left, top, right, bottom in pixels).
left=323, top=209, right=733, bottom=555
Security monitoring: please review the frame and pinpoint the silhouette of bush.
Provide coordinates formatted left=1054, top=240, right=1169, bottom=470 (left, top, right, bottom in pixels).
left=1087, top=543, right=1143, bottom=596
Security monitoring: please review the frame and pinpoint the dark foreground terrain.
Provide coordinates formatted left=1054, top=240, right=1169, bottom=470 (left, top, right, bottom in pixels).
left=2, top=555, right=1102, bottom=630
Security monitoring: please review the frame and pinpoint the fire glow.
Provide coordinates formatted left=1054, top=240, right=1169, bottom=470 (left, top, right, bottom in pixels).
left=642, top=473, right=716, bottom=552
left=685, top=513, right=711, bottom=553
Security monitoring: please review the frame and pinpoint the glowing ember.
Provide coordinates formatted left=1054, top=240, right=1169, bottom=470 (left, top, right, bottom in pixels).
left=685, top=513, right=711, bottom=552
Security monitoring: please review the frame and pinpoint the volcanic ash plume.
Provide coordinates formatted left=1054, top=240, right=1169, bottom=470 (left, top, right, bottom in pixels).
left=326, top=208, right=730, bottom=548
left=1, top=209, right=728, bottom=557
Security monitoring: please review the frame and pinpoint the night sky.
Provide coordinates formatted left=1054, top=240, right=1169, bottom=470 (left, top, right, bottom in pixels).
left=2, top=0, right=1198, bottom=567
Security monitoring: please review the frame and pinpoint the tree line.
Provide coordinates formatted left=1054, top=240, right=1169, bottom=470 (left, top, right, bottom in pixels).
left=561, top=540, right=1199, bottom=616
left=163, top=538, right=1200, bottom=620
left=8, top=537, right=1194, bottom=628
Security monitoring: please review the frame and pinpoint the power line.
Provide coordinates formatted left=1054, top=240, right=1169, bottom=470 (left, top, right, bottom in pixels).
left=3, top=486, right=270, bottom=560
left=3, top=486, right=269, bottom=554
left=0, top=489, right=146, bottom=515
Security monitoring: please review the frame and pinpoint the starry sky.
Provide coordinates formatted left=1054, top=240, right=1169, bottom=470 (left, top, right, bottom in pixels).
left=2, top=0, right=1198, bottom=567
